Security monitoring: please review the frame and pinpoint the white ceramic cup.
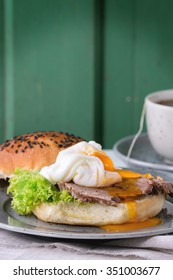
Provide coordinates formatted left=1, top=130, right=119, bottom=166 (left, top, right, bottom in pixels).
left=145, top=89, right=173, bottom=163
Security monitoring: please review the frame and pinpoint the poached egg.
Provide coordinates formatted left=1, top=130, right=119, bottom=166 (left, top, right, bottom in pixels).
left=40, top=141, right=122, bottom=187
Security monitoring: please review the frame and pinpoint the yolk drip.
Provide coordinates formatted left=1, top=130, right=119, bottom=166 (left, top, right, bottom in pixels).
left=114, top=169, right=152, bottom=179
left=91, top=151, right=115, bottom=172
left=90, top=151, right=161, bottom=233
left=100, top=197, right=161, bottom=232
left=100, top=218, right=162, bottom=232
left=91, top=151, right=152, bottom=179
left=102, top=180, right=143, bottom=197
left=126, top=201, right=137, bottom=221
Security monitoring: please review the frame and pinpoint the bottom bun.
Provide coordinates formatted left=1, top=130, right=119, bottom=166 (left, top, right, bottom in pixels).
left=33, top=194, right=165, bottom=226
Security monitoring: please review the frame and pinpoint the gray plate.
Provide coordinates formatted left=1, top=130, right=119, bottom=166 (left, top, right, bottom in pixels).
left=113, top=133, right=173, bottom=172
left=0, top=170, right=173, bottom=240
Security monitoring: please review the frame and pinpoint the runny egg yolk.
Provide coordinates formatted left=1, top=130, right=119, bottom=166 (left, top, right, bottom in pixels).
left=89, top=149, right=160, bottom=233
left=126, top=201, right=137, bottom=221
left=101, top=197, right=162, bottom=232
left=91, top=151, right=152, bottom=179
left=100, top=218, right=162, bottom=232
left=91, top=151, right=115, bottom=172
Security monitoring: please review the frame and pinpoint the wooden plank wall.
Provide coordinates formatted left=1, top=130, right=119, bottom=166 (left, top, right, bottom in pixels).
left=1, top=0, right=173, bottom=148
left=0, top=0, right=3, bottom=140
left=103, top=0, right=173, bottom=147
left=0, top=0, right=97, bottom=143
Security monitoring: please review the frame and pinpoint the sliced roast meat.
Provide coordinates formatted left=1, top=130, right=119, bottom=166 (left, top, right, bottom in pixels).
left=58, top=182, right=122, bottom=206
left=151, top=178, right=173, bottom=196
left=58, top=177, right=173, bottom=206
left=113, top=177, right=173, bottom=197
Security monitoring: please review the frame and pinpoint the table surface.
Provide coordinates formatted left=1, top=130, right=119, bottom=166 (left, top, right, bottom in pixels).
left=0, top=150, right=173, bottom=260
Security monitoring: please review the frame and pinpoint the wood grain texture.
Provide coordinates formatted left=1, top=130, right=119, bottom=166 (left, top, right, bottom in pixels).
left=103, top=0, right=135, bottom=147
left=3, top=0, right=14, bottom=140
left=0, top=0, right=3, bottom=143
left=103, top=0, right=173, bottom=147
left=1, top=0, right=173, bottom=148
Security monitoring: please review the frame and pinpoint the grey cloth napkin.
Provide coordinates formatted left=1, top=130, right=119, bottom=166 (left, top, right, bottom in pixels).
left=0, top=229, right=173, bottom=260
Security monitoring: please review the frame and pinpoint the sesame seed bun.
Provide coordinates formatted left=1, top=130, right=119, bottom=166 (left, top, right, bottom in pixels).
left=0, top=131, right=84, bottom=179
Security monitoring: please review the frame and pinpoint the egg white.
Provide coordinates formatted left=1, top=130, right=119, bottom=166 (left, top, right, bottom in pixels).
left=40, top=141, right=122, bottom=187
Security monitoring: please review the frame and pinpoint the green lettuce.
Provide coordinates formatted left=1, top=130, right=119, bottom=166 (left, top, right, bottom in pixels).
left=7, top=169, right=75, bottom=215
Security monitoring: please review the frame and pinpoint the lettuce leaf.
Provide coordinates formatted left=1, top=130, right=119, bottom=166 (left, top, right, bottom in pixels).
left=7, top=169, right=75, bottom=215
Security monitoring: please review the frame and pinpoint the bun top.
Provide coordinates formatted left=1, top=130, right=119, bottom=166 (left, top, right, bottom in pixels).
left=0, top=131, right=84, bottom=179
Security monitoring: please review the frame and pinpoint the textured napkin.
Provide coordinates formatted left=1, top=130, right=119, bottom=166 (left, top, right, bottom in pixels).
left=0, top=228, right=173, bottom=260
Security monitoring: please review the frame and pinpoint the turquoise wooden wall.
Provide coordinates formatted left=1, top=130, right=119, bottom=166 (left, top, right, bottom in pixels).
left=1, top=0, right=173, bottom=148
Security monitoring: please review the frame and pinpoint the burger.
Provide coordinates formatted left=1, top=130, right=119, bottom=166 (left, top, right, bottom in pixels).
left=0, top=131, right=173, bottom=228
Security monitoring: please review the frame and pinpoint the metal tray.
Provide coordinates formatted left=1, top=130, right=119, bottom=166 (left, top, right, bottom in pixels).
left=0, top=170, right=173, bottom=240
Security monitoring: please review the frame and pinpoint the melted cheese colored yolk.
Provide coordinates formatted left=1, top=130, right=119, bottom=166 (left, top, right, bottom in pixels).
left=126, top=201, right=137, bottom=220
left=102, top=180, right=143, bottom=198
left=100, top=218, right=162, bottom=232
left=91, top=151, right=115, bottom=171
left=91, top=151, right=152, bottom=179
left=100, top=200, right=162, bottom=232
left=114, top=169, right=152, bottom=179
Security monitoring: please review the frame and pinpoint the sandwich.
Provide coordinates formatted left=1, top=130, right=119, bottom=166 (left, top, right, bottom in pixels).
left=0, top=131, right=173, bottom=228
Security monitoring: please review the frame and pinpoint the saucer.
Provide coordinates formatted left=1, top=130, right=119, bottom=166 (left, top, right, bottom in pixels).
left=113, top=133, right=173, bottom=172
